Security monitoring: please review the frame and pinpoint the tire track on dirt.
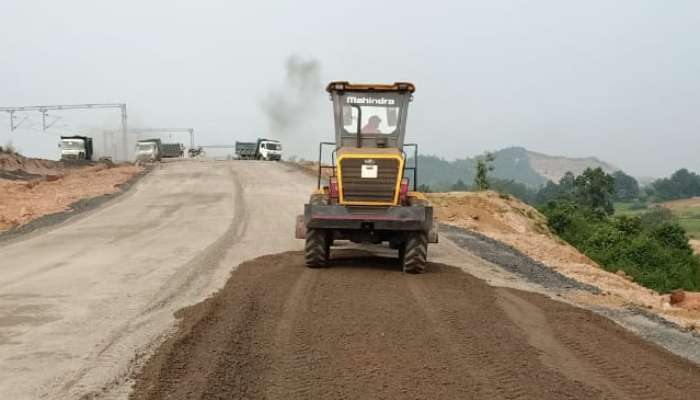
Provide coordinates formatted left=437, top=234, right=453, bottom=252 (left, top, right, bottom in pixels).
left=495, top=289, right=629, bottom=399
left=140, top=164, right=248, bottom=314
left=56, top=165, right=248, bottom=399
left=264, top=268, right=318, bottom=398
left=517, top=289, right=700, bottom=400
left=406, top=265, right=605, bottom=400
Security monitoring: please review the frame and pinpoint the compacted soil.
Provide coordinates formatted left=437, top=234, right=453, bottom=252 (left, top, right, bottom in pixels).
left=131, top=250, right=700, bottom=400
left=0, top=160, right=314, bottom=399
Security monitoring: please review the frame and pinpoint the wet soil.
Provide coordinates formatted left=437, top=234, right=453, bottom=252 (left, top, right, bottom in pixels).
left=130, top=250, right=700, bottom=400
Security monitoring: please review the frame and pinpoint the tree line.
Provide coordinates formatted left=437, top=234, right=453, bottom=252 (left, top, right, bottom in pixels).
left=421, top=156, right=700, bottom=208
left=420, top=155, right=700, bottom=293
left=538, top=168, right=700, bottom=292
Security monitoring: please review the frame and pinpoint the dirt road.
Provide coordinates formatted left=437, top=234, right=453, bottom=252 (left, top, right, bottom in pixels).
left=132, top=250, right=700, bottom=400
left=0, top=160, right=312, bottom=399
left=2, top=160, right=700, bottom=399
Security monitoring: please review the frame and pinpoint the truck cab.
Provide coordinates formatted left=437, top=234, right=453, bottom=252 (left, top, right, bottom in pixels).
left=258, top=139, right=282, bottom=161
left=135, top=139, right=162, bottom=162
left=59, top=136, right=93, bottom=161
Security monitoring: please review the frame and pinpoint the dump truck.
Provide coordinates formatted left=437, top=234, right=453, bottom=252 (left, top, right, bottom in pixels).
left=161, top=143, right=184, bottom=158
left=59, top=135, right=93, bottom=161
left=235, top=138, right=282, bottom=160
left=135, top=138, right=162, bottom=162
left=295, top=82, right=437, bottom=273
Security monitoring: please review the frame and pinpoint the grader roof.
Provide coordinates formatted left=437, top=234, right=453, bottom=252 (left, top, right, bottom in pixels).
left=326, top=81, right=416, bottom=93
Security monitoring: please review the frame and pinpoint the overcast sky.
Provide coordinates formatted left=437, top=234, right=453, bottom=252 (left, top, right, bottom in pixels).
left=1, top=0, right=698, bottom=177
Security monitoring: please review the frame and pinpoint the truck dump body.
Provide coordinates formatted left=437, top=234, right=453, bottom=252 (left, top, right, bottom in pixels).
left=235, top=142, right=258, bottom=159
left=161, top=143, right=183, bottom=158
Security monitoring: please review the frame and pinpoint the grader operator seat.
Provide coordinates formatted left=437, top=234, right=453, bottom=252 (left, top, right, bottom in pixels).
left=296, top=81, right=437, bottom=274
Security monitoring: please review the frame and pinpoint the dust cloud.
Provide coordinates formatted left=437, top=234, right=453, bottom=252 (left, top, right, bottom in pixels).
left=259, top=55, right=323, bottom=137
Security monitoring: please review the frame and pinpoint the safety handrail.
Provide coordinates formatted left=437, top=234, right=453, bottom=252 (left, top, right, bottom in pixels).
left=317, top=142, right=336, bottom=189
left=403, top=143, right=418, bottom=190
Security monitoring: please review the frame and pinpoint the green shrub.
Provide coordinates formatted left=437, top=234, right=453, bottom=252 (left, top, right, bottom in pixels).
left=651, top=223, right=693, bottom=252
left=639, top=207, right=675, bottom=227
left=542, top=200, right=700, bottom=292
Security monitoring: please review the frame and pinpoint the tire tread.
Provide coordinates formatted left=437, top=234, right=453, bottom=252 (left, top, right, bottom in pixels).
left=402, top=232, right=428, bottom=273
left=305, top=229, right=329, bottom=268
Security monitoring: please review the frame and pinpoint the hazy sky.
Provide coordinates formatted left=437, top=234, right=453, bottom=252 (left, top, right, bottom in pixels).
left=1, top=0, right=698, bottom=177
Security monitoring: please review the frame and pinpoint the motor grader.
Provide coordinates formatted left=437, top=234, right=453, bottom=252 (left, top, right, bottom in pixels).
left=295, top=81, right=438, bottom=273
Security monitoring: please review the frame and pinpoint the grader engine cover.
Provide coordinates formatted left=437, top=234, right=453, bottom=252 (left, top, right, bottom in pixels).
left=337, top=150, right=404, bottom=205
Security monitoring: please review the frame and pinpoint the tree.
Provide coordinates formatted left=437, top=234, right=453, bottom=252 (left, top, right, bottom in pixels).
left=649, top=168, right=700, bottom=201
left=535, top=180, right=560, bottom=205
left=450, top=179, right=469, bottom=191
left=491, top=178, right=538, bottom=204
left=534, top=171, right=576, bottom=205
left=558, top=171, right=576, bottom=199
left=573, top=167, right=616, bottom=216
left=474, top=152, right=495, bottom=190
left=612, top=170, right=640, bottom=201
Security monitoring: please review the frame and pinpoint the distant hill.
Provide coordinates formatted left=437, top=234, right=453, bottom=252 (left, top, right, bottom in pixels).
left=526, top=150, right=618, bottom=183
left=416, top=147, right=619, bottom=191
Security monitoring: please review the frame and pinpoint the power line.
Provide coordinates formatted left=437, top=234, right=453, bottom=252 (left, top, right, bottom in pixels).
left=0, top=103, right=128, bottom=161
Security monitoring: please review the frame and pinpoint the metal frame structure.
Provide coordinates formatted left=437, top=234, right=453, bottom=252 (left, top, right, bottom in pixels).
left=403, top=143, right=418, bottom=191
left=0, top=103, right=128, bottom=161
left=317, top=141, right=336, bottom=189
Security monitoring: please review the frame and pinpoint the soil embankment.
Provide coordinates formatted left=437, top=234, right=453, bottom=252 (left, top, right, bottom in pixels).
left=0, top=151, right=143, bottom=231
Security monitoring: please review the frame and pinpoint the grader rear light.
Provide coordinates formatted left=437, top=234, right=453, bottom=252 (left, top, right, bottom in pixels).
left=329, top=177, right=339, bottom=200
left=399, top=178, right=409, bottom=203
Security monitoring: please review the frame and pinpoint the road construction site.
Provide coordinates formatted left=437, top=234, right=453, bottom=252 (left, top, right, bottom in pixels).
left=1, top=159, right=700, bottom=400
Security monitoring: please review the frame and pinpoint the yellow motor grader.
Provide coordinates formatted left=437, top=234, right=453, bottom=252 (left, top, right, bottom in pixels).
left=295, top=81, right=438, bottom=273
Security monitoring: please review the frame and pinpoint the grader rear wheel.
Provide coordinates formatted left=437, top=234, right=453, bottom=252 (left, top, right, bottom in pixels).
left=402, top=231, right=428, bottom=274
left=305, top=229, right=330, bottom=268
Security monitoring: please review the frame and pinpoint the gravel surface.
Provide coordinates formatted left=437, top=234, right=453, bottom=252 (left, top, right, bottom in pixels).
left=440, top=223, right=600, bottom=293
left=440, top=223, right=700, bottom=364
left=130, top=250, right=700, bottom=400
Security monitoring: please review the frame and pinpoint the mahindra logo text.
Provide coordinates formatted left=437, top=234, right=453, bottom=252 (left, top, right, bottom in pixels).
left=346, top=96, right=396, bottom=106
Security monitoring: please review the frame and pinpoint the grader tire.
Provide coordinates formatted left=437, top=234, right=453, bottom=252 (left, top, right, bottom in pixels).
left=402, top=231, right=428, bottom=274
left=305, top=229, right=330, bottom=268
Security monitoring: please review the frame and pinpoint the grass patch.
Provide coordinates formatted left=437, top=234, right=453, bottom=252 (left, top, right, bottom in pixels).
left=614, top=201, right=648, bottom=216
left=670, top=206, right=700, bottom=240
left=616, top=201, right=700, bottom=240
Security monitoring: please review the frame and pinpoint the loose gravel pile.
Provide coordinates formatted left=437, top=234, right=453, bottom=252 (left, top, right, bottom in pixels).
left=130, top=250, right=700, bottom=400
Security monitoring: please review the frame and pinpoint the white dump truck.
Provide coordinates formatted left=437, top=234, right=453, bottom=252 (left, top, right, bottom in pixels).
left=59, top=136, right=94, bottom=161
left=235, top=138, right=282, bottom=160
left=135, top=139, right=162, bottom=162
